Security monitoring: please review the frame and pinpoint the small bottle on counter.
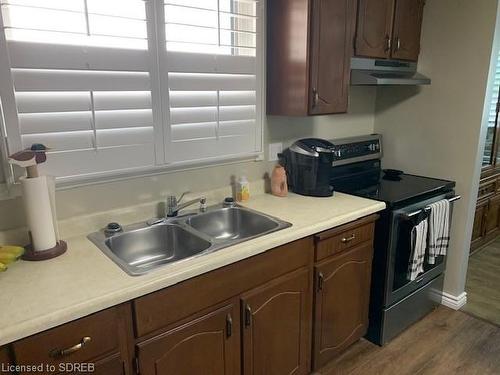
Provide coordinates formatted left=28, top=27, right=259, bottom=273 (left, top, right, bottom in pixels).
left=236, top=176, right=250, bottom=202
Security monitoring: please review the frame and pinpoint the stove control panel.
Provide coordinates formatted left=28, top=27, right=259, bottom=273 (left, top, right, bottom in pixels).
left=329, top=134, right=382, bottom=167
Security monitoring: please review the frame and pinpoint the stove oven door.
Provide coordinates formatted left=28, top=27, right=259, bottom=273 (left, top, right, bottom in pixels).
left=385, top=192, right=458, bottom=306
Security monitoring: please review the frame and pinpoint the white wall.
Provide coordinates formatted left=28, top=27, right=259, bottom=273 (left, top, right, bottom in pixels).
left=374, top=0, right=498, bottom=297
left=0, top=87, right=376, bottom=231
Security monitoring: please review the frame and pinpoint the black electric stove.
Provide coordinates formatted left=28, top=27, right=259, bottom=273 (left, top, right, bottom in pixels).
left=329, top=134, right=460, bottom=346
left=336, top=171, right=455, bottom=207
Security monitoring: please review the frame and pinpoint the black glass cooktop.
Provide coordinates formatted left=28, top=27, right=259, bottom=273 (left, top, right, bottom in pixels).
left=336, top=173, right=456, bottom=207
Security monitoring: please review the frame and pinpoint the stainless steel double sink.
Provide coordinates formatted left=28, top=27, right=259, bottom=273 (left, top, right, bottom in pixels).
left=88, top=205, right=292, bottom=276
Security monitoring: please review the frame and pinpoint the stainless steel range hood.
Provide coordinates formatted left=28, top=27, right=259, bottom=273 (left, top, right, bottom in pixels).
left=351, top=57, right=431, bottom=86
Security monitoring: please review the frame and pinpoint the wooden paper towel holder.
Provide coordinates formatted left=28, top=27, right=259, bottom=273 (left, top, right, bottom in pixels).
left=22, top=237, right=67, bottom=261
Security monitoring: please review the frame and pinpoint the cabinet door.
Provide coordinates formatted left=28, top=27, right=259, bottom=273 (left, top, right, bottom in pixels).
left=313, top=243, right=373, bottom=369
left=0, top=346, right=13, bottom=374
left=485, top=194, right=500, bottom=237
left=471, top=199, right=489, bottom=253
left=309, top=0, right=357, bottom=114
left=391, top=0, right=425, bottom=61
left=241, top=268, right=312, bottom=375
left=136, top=303, right=239, bottom=375
left=355, top=0, right=395, bottom=59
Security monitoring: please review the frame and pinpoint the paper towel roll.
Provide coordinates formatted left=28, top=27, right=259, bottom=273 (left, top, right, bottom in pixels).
left=21, top=176, right=57, bottom=251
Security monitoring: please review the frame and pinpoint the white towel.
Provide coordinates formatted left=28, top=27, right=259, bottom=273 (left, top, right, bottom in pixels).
left=428, top=199, right=450, bottom=265
left=408, top=218, right=428, bottom=281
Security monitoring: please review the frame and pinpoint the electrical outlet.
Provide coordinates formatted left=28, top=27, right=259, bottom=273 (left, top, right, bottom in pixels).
left=268, top=142, right=283, bottom=162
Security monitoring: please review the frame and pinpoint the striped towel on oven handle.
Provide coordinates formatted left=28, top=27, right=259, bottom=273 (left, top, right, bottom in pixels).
left=408, top=218, right=428, bottom=281
left=428, top=199, right=451, bottom=265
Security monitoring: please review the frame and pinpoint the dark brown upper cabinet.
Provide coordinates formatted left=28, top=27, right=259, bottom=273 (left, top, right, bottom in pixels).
left=355, top=0, right=425, bottom=62
left=355, top=0, right=395, bottom=59
left=267, top=0, right=357, bottom=116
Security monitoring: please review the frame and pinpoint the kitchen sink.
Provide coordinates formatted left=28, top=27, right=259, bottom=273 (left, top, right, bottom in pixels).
left=184, top=207, right=281, bottom=241
left=88, top=205, right=291, bottom=276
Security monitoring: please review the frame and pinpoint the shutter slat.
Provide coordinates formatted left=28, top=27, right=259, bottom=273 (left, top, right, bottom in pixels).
left=97, top=127, right=154, bottom=147
left=95, top=109, right=153, bottom=129
left=171, top=122, right=217, bottom=141
left=8, top=42, right=148, bottom=71
left=12, top=69, right=150, bottom=91
left=167, top=52, right=255, bottom=74
left=22, top=130, right=94, bottom=151
left=16, top=92, right=91, bottom=113
left=19, top=111, right=92, bottom=134
left=168, top=73, right=255, bottom=91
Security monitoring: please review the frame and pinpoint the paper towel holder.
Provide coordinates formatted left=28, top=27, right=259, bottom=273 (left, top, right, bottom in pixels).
left=9, top=144, right=68, bottom=261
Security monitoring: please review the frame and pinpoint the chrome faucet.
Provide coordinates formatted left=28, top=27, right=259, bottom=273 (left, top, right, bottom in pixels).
left=166, top=193, right=207, bottom=217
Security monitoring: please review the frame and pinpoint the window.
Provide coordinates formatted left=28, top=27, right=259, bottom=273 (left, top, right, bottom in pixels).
left=0, top=0, right=263, bottom=183
left=483, top=52, right=500, bottom=166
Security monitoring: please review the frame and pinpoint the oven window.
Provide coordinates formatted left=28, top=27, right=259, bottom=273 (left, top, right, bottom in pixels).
left=392, top=218, right=444, bottom=291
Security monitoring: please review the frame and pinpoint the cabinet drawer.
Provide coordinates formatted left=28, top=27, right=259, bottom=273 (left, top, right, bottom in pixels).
left=314, top=215, right=377, bottom=261
left=13, top=307, right=122, bottom=372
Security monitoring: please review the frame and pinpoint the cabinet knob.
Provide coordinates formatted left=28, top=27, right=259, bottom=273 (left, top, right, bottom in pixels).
left=226, top=314, right=233, bottom=338
left=317, top=272, right=324, bottom=292
left=395, top=37, right=401, bottom=52
left=384, top=35, right=392, bottom=53
left=341, top=234, right=356, bottom=243
left=50, top=336, right=91, bottom=358
left=312, top=89, right=319, bottom=107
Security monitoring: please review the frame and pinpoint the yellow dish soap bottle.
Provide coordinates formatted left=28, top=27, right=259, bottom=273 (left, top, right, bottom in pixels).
left=236, top=176, right=250, bottom=202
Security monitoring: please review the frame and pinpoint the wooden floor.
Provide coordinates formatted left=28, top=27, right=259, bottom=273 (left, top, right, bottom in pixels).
left=462, top=237, right=500, bottom=326
left=316, top=307, right=500, bottom=375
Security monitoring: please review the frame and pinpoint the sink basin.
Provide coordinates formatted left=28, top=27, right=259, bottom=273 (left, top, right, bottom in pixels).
left=185, top=207, right=282, bottom=241
left=88, top=205, right=291, bottom=276
left=90, top=224, right=211, bottom=276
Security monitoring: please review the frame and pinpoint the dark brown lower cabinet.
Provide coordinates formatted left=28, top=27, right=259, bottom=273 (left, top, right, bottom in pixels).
left=136, top=301, right=239, bottom=375
left=3, top=216, right=379, bottom=374
left=313, top=243, right=373, bottom=369
left=241, top=268, right=312, bottom=375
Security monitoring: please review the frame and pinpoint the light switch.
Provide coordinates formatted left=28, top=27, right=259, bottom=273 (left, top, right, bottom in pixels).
left=268, top=142, right=283, bottom=161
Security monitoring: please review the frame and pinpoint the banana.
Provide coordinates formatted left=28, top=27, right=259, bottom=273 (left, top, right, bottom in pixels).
left=0, top=262, right=7, bottom=272
left=0, top=252, right=19, bottom=264
left=0, top=246, right=25, bottom=257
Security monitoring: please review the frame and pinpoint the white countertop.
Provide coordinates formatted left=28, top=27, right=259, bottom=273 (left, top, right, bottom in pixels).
left=0, top=191, right=385, bottom=346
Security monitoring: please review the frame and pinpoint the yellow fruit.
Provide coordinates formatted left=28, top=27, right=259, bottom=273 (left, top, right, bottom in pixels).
left=0, top=252, right=18, bottom=264
left=0, top=262, right=7, bottom=272
left=0, top=246, right=24, bottom=257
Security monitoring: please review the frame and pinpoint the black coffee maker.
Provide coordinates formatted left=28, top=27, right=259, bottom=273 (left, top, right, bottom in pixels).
left=280, top=138, right=334, bottom=197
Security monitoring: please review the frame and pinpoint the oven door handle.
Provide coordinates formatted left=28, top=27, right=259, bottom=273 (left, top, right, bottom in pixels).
left=401, top=195, right=461, bottom=220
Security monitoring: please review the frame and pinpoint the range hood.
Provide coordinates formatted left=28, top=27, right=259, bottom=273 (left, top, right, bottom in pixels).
left=351, top=57, right=431, bottom=86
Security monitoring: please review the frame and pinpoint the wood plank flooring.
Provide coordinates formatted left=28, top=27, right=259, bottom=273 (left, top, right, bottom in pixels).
left=462, top=237, right=500, bottom=326
left=316, top=307, right=500, bottom=375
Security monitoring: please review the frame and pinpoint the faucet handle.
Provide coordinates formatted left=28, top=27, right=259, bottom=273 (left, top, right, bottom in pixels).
left=200, top=197, right=207, bottom=212
left=177, top=191, right=190, bottom=204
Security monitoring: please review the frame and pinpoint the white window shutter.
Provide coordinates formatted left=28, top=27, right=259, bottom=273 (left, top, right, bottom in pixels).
left=161, top=0, right=263, bottom=164
left=0, top=0, right=159, bottom=180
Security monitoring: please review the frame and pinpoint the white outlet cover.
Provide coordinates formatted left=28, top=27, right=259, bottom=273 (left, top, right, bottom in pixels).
left=268, top=142, right=283, bottom=161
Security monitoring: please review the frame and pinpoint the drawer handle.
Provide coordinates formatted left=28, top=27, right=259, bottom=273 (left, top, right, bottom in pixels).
left=341, top=234, right=356, bottom=243
left=50, top=336, right=91, bottom=358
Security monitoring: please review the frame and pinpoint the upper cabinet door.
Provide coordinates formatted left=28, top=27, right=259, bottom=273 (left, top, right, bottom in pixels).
left=391, top=0, right=425, bottom=61
left=309, top=0, right=357, bottom=115
left=355, top=0, right=395, bottom=59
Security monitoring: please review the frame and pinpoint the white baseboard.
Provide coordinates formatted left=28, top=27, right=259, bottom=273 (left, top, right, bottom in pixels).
left=440, top=291, right=467, bottom=310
